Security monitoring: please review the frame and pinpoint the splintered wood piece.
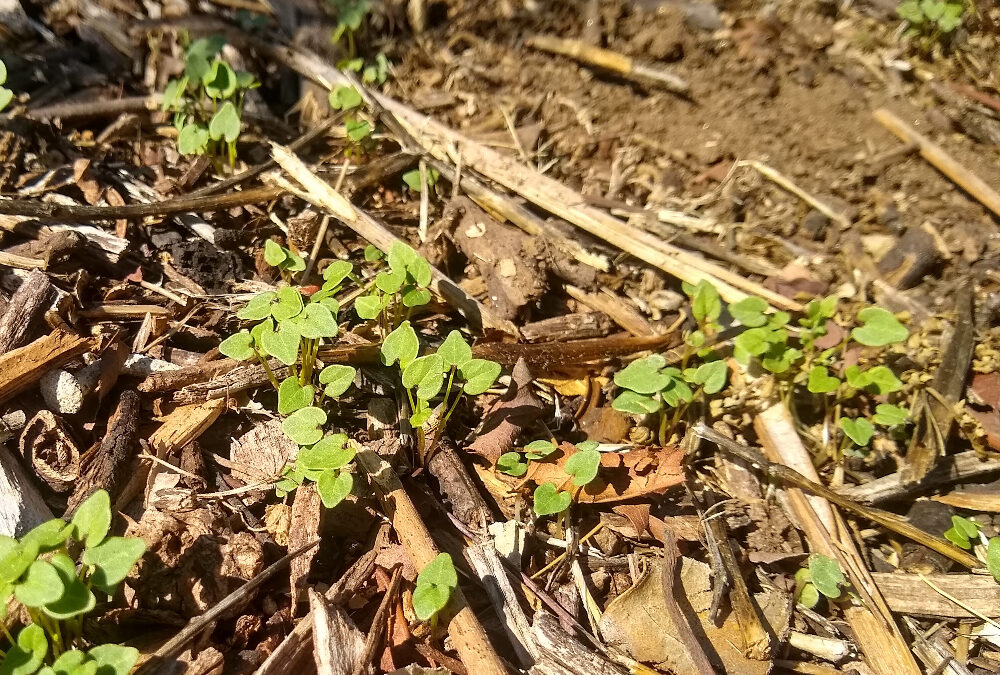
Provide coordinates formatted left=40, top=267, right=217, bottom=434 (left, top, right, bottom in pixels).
left=355, top=449, right=509, bottom=675
left=66, top=389, right=140, bottom=513
left=20, top=410, right=81, bottom=493
left=563, top=285, right=654, bottom=337
left=0, top=269, right=56, bottom=355
left=269, top=144, right=519, bottom=337
left=0, top=329, right=92, bottom=406
left=837, top=450, right=1000, bottom=504
left=874, top=108, right=1000, bottom=219
left=290, top=485, right=323, bottom=604
left=309, top=589, right=365, bottom=675
left=0, top=443, right=55, bottom=537
left=873, top=573, right=1000, bottom=619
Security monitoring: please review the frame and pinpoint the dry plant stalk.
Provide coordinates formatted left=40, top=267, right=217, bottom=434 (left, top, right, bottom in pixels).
left=0, top=329, right=92, bottom=405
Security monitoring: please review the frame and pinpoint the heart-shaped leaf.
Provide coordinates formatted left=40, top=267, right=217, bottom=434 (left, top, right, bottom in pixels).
left=380, top=321, right=419, bottom=368
left=728, top=296, right=769, bottom=327
left=177, top=123, right=209, bottom=155
left=289, top=303, right=338, bottom=339
left=316, top=470, right=353, bottom=508
left=203, top=59, right=237, bottom=99
left=458, top=359, right=501, bottom=395
left=403, top=354, right=446, bottom=400
left=88, top=645, right=139, bottom=675
left=271, top=287, right=304, bottom=321
left=987, top=537, right=1000, bottom=584
left=50, top=649, right=87, bottom=675
left=438, top=331, right=472, bottom=368
left=219, top=331, right=254, bottom=360
left=283, top=407, right=327, bottom=446
left=685, top=280, right=722, bottom=323
left=407, top=256, right=432, bottom=288
left=693, top=360, right=728, bottom=394
left=264, top=240, right=288, bottom=267
left=857, top=365, right=903, bottom=395
left=319, top=364, right=356, bottom=398
left=0, top=87, right=14, bottom=113
left=14, top=561, right=64, bottom=607
left=401, top=286, right=431, bottom=307
left=839, top=417, right=873, bottom=446
left=872, top=403, right=908, bottom=427
left=809, top=554, right=846, bottom=599
left=322, top=260, right=353, bottom=287
left=807, top=365, right=840, bottom=394
left=376, top=268, right=406, bottom=294
left=70, top=490, right=111, bottom=548
left=44, top=553, right=95, bottom=620
left=388, top=241, right=417, bottom=272
left=208, top=101, right=241, bottom=142
left=418, top=552, right=458, bottom=589
left=22, top=519, right=73, bottom=553
left=412, top=581, right=451, bottom=622
left=355, top=293, right=385, bottom=320
left=851, top=307, right=908, bottom=347
left=81, top=536, right=147, bottom=594
left=237, top=291, right=277, bottom=320
left=3, top=624, right=47, bottom=675
left=611, top=390, right=662, bottom=415
left=497, top=452, right=528, bottom=477
left=278, top=377, right=314, bottom=415
left=614, top=355, right=671, bottom=395
left=533, top=483, right=571, bottom=516
left=328, top=85, right=362, bottom=110
left=409, top=398, right=433, bottom=427
left=260, top=323, right=300, bottom=366
left=524, top=439, right=557, bottom=461
left=797, top=580, right=820, bottom=609
left=0, top=60, right=7, bottom=86
left=298, top=434, right=354, bottom=471
left=345, top=118, right=371, bottom=142
left=0, top=539, right=39, bottom=584
left=564, top=448, right=601, bottom=487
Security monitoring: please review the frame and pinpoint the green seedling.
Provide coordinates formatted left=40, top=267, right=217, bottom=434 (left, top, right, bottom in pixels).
left=162, top=35, right=260, bottom=167
left=897, top=0, right=963, bottom=46
left=0, top=490, right=144, bottom=667
left=413, top=552, right=458, bottom=623
left=276, top=433, right=356, bottom=508
left=943, top=515, right=981, bottom=549
left=988, top=538, right=1000, bottom=584
left=402, top=167, right=441, bottom=193
left=330, top=0, right=371, bottom=57
left=0, top=59, right=14, bottom=112
left=533, top=482, right=572, bottom=517
left=357, top=242, right=434, bottom=329
left=795, top=554, right=847, bottom=609
left=498, top=438, right=602, bottom=515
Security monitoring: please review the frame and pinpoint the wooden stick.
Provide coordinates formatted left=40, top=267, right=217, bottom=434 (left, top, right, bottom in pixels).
left=269, top=143, right=519, bottom=336
left=743, top=161, right=852, bottom=229
left=0, top=329, right=92, bottom=406
left=838, top=450, right=1000, bottom=504
left=0, top=443, right=55, bottom=538
left=355, top=449, right=509, bottom=675
left=874, top=108, right=1000, bottom=219
left=0, top=269, right=56, bottom=355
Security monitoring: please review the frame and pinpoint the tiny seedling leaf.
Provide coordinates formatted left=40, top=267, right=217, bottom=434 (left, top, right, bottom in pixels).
left=328, top=85, right=362, bottom=110
left=322, top=260, right=353, bottom=287
left=953, top=515, right=980, bottom=540
left=412, top=582, right=451, bottom=622
left=402, top=354, right=446, bottom=401
left=0, top=540, right=39, bottom=584
left=533, top=483, right=572, bottom=516
left=380, top=321, right=419, bottom=369
left=798, top=581, right=820, bottom=609
left=298, top=434, right=354, bottom=471
left=271, top=286, right=304, bottom=321
left=807, top=366, right=840, bottom=394
left=612, top=390, right=662, bottom=415
left=458, top=359, right=501, bottom=395
left=418, top=552, right=458, bottom=590
left=728, top=296, right=769, bottom=327
left=316, top=470, right=353, bottom=508
left=319, top=364, right=356, bottom=398
left=2, top=624, right=47, bottom=675
left=497, top=452, right=528, bottom=477
left=13, top=561, right=64, bottom=608
left=70, top=490, right=111, bottom=548
left=282, top=407, right=328, bottom=446
left=264, top=240, right=288, bottom=267
left=237, top=291, right=277, bottom=321
left=808, top=554, right=846, bottom=599
left=401, top=285, right=431, bottom=308
left=43, top=553, right=95, bottom=620
left=22, top=519, right=72, bottom=553
left=354, top=293, right=385, bottom=320
left=376, top=267, right=406, bottom=294
left=260, top=323, right=301, bottom=366
left=208, top=101, right=241, bottom=143
left=277, top=377, right=315, bottom=415
left=345, top=118, right=371, bottom=142
left=686, top=280, right=722, bottom=323
left=177, top=123, right=209, bottom=155
left=87, top=645, right=139, bottom=675
left=564, top=448, right=601, bottom=487
left=851, top=307, right=909, bottom=347
left=50, top=650, right=87, bottom=675
left=872, top=403, right=908, bottom=427
left=987, top=537, right=1000, bottom=584
left=693, top=360, right=728, bottom=394
left=81, top=537, right=147, bottom=593
left=524, top=439, right=557, bottom=461
left=614, top=355, right=671, bottom=395
left=219, top=331, right=254, bottom=361
left=289, top=302, right=339, bottom=339
left=839, top=417, right=874, bottom=446
left=438, top=331, right=473, bottom=368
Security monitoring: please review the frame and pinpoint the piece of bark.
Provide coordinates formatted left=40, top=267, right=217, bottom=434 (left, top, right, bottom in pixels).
left=838, top=450, right=1000, bottom=504
left=0, top=269, right=56, bottom=356
left=876, top=224, right=947, bottom=289
left=873, top=573, right=1000, bottom=618
left=290, top=484, right=323, bottom=606
left=19, top=410, right=81, bottom=493
left=427, top=439, right=493, bottom=531
left=65, top=389, right=140, bottom=513
left=660, top=531, right=719, bottom=675
left=0, top=442, right=55, bottom=537
left=137, top=359, right=241, bottom=394
left=0, top=329, right=92, bottom=406
left=468, top=359, right=543, bottom=464
left=532, top=613, right=627, bottom=675
left=465, top=542, right=536, bottom=668
left=310, top=589, right=366, bottom=675
left=520, top=313, right=614, bottom=343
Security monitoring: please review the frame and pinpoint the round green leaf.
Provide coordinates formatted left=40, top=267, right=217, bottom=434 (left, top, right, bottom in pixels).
left=81, top=537, right=147, bottom=593
left=418, top=553, right=457, bottom=590
left=412, top=581, right=450, bottom=622
left=328, top=85, right=362, bottom=110
left=13, top=560, right=64, bottom=607
left=851, top=307, right=909, bottom=347
left=264, top=240, right=288, bottom=267
left=22, top=519, right=73, bottom=553
left=806, top=365, right=840, bottom=394
left=496, top=452, right=527, bottom=477
left=401, top=286, right=431, bottom=308
left=203, top=61, right=237, bottom=100
left=219, top=331, right=255, bottom=361
left=87, top=645, right=139, bottom=675
left=0, top=60, right=7, bottom=86
left=316, top=470, right=353, bottom=508
left=260, top=323, right=301, bottom=366
left=364, top=245, right=384, bottom=262
left=614, top=355, right=671, bottom=395
left=322, top=260, right=353, bottom=287
left=839, top=417, right=874, bottom=447
left=407, top=256, right=432, bottom=288
left=458, top=359, right=501, bottom=395
left=0, top=539, right=40, bottom=584
left=282, top=407, right=327, bottom=446
left=375, top=268, right=405, bottom=294
left=50, top=650, right=86, bottom=675
left=298, top=434, right=354, bottom=470
left=564, top=448, right=601, bottom=487
left=355, top=293, right=385, bottom=320
left=208, top=101, right=241, bottom=142
left=177, top=123, right=209, bottom=155
left=808, top=554, right=846, bottom=599
left=277, top=377, right=314, bottom=415
left=438, top=331, right=473, bottom=368
left=271, top=287, right=304, bottom=321
left=345, top=118, right=370, bottom=142
left=70, top=489, right=111, bottom=548
left=797, top=581, right=820, bottom=609
left=987, top=537, right=1000, bottom=584
left=687, top=280, right=722, bottom=323
left=693, top=360, right=728, bottom=395
left=380, top=321, right=419, bottom=368
left=872, top=403, right=908, bottom=427
left=43, top=554, right=95, bottom=620
left=524, top=439, right=557, bottom=461
left=611, top=390, right=661, bottom=415
left=533, top=483, right=571, bottom=517
left=1, top=624, right=48, bottom=675
left=728, top=296, right=769, bottom=327
left=388, top=241, right=417, bottom=272
left=318, top=364, right=356, bottom=398
left=289, top=303, right=338, bottom=339
left=403, top=354, right=446, bottom=401
left=0, top=87, right=12, bottom=113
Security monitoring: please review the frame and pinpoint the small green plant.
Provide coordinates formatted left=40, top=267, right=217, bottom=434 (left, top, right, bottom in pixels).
left=497, top=439, right=602, bottom=518
left=941, top=516, right=1000, bottom=584
left=0, top=59, right=13, bottom=112
left=412, top=553, right=458, bottom=623
left=329, top=0, right=371, bottom=58
left=897, top=0, right=964, bottom=43
left=162, top=36, right=260, bottom=166
left=795, top=554, right=847, bottom=609
left=328, top=85, right=374, bottom=159
left=0, top=490, right=145, bottom=672
left=402, top=167, right=441, bottom=193
left=357, top=241, right=434, bottom=327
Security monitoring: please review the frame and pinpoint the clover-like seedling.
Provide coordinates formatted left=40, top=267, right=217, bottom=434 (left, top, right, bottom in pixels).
left=806, top=365, right=840, bottom=394
left=564, top=442, right=601, bottom=487
left=988, top=538, right=1000, bottom=584
left=412, top=552, right=458, bottom=622
left=533, top=482, right=572, bottom=517
left=944, top=515, right=981, bottom=550
left=524, top=439, right=558, bottom=461
left=0, top=59, right=14, bottom=112
left=357, top=242, right=434, bottom=321
left=330, top=0, right=371, bottom=56
left=844, top=365, right=903, bottom=396
left=897, top=0, right=963, bottom=39
left=795, top=554, right=846, bottom=608
left=612, top=354, right=705, bottom=444
left=0, top=628, right=139, bottom=675
left=839, top=417, right=874, bottom=449
left=0, top=490, right=145, bottom=665
left=872, top=403, right=908, bottom=427
left=402, top=166, right=441, bottom=193
left=329, top=85, right=362, bottom=111
left=497, top=452, right=528, bottom=477
left=851, top=307, right=909, bottom=347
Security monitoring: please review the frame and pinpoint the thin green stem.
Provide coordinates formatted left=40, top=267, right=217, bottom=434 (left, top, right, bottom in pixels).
left=253, top=349, right=281, bottom=391
left=658, top=409, right=668, bottom=447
